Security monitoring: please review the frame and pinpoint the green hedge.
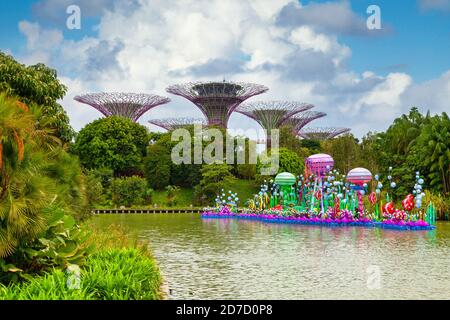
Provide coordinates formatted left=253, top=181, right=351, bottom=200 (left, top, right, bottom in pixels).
left=0, top=248, right=162, bottom=300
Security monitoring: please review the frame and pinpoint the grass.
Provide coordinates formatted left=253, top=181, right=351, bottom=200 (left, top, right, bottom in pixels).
left=223, top=179, right=259, bottom=205
left=0, top=224, right=163, bottom=300
left=150, top=179, right=259, bottom=208
left=151, top=187, right=194, bottom=207
left=0, top=248, right=162, bottom=300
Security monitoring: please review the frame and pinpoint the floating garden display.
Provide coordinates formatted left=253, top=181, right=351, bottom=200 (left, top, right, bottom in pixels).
left=202, top=154, right=436, bottom=231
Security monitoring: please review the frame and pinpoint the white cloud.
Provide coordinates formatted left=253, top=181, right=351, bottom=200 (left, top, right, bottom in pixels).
left=14, top=0, right=448, bottom=139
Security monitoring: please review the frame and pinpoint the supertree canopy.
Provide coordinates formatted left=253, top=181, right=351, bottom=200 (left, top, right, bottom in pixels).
left=73, top=92, right=170, bottom=122
left=299, top=127, right=351, bottom=140
left=236, top=101, right=315, bottom=148
left=148, top=117, right=206, bottom=131
left=283, top=111, right=327, bottom=135
left=166, top=81, right=268, bottom=128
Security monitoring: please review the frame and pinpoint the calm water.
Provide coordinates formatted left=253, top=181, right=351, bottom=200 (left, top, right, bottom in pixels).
left=93, top=214, right=450, bottom=299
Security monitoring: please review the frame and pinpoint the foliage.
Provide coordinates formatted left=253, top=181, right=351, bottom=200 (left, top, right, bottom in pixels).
left=321, top=134, right=362, bottom=174
left=194, top=163, right=235, bottom=205
left=257, top=148, right=304, bottom=175
left=279, top=126, right=305, bottom=152
left=73, top=116, right=150, bottom=176
left=300, top=139, right=322, bottom=154
left=408, top=113, right=450, bottom=195
left=165, top=185, right=180, bottom=207
left=0, top=51, right=74, bottom=143
left=84, top=171, right=104, bottom=207
left=143, top=143, right=171, bottom=189
left=0, top=248, right=162, bottom=300
left=111, top=176, right=149, bottom=207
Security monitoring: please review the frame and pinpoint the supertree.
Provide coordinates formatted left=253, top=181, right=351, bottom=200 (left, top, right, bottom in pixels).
left=236, top=101, right=314, bottom=148
left=73, top=92, right=170, bottom=122
left=166, top=81, right=268, bottom=128
left=283, top=111, right=327, bottom=135
left=148, top=117, right=206, bottom=131
left=299, top=127, right=351, bottom=140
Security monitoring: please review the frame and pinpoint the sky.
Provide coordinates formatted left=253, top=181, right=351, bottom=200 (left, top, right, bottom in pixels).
left=0, top=0, right=449, bottom=139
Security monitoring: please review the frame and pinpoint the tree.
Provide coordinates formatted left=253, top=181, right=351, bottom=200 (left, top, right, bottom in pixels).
left=111, top=176, right=148, bottom=207
left=373, top=107, right=428, bottom=197
left=0, top=93, right=87, bottom=259
left=194, top=163, right=235, bottom=205
left=73, top=116, right=150, bottom=176
left=0, top=51, right=74, bottom=143
left=409, top=113, right=450, bottom=195
left=321, top=134, right=361, bottom=174
left=143, top=143, right=171, bottom=190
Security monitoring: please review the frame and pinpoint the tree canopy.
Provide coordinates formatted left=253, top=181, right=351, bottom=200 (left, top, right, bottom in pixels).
left=73, top=116, right=150, bottom=176
left=0, top=51, right=74, bottom=143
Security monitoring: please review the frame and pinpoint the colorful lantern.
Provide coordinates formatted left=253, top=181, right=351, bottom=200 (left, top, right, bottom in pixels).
left=346, top=167, right=373, bottom=187
left=305, top=154, right=334, bottom=177
left=369, top=191, right=377, bottom=205
left=402, top=194, right=415, bottom=211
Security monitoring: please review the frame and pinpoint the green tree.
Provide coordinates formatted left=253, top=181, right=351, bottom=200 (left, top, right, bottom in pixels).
left=0, top=51, right=74, bottom=143
left=321, top=134, right=361, bottom=174
left=194, top=163, right=235, bottom=205
left=143, top=143, right=171, bottom=190
left=409, top=113, right=450, bottom=195
left=165, top=185, right=180, bottom=207
left=73, top=116, right=150, bottom=176
left=111, top=176, right=148, bottom=207
left=0, top=94, right=88, bottom=260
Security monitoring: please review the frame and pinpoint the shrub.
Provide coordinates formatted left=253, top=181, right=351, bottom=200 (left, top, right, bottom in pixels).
left=194, top=163, right=235, bottom=205
left=111, top=176, right=148, bottom=207
left=143, top=144, right=171, bottom=190
left=165, top=185, right=180, bottom=207
left=0, top=248, right=162, bottom=300
left=73, top=116, right=150, bottom=176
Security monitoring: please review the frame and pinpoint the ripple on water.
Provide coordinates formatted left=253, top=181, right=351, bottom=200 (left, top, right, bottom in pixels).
left=93, top=214, right=450, bottom=300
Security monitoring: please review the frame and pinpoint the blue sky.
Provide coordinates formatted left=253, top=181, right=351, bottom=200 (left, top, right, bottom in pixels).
left=2, top=0, right=448, bottom=82
left=0, top=0, right=449, bottom=137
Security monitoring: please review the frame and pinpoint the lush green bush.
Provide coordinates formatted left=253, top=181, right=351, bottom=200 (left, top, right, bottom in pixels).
left=194, top=162, right=235, bottom=205
left=0, top=248, right=162, bottom=300
left=0, top=51, right=74, bottom=143
left=165, top=185, right=180, bottom=207
left=143, top=143, right=171, bottom=189
left=0, top=94, right=90, bottom=267
left=73, top=116, right=150, bottom=176
left=111, top=176, right=149, bottom=207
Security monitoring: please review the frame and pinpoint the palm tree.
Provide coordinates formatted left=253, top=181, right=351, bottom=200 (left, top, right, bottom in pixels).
left=0, top=93, right=58, bottom=257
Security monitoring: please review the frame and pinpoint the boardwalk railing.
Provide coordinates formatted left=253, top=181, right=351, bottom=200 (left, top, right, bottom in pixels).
left=93, top=208, right=203, bottom=215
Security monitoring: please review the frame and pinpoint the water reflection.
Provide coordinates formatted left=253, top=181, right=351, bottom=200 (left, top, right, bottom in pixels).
left=93, top=214, right=450, bottom=299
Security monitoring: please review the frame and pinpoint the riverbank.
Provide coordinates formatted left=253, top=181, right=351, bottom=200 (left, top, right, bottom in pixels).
left=0, top=224, right=164, bottom=300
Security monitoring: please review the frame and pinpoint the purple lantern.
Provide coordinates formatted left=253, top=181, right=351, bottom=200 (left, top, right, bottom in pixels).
left=346, top=168, right=372, bottom=186
left=305, top=154, right=334, bottom=177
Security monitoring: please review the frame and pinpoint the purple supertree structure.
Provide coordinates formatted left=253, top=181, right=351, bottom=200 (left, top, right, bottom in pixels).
left=236, top=101, right=314, bottom=148
left=299, top=127, right=351, bottom=140
left=282, top=111, right=327, bottom=135
left=166, top=81, right=268, bottom=128
left=74, top=92, right=170, bottom=122
left=148, top=117, right=206, bottom=131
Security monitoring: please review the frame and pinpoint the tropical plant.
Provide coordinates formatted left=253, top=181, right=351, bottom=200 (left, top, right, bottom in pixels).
left=73, top=116, right=150, bottom=176
left=194, top=162, right=235, bottom=205
left=111, top=176, right=148, bottom=207
left=0, top=51, right=74, bottom=143
left=165, top=185, right=180, bottom=207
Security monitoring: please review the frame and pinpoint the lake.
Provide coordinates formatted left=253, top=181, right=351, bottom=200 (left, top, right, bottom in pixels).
left=92, top=213, right=450, bottom=299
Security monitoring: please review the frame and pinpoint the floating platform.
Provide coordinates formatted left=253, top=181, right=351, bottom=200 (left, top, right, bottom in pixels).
left=201, top=213, right=436, bottom=231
